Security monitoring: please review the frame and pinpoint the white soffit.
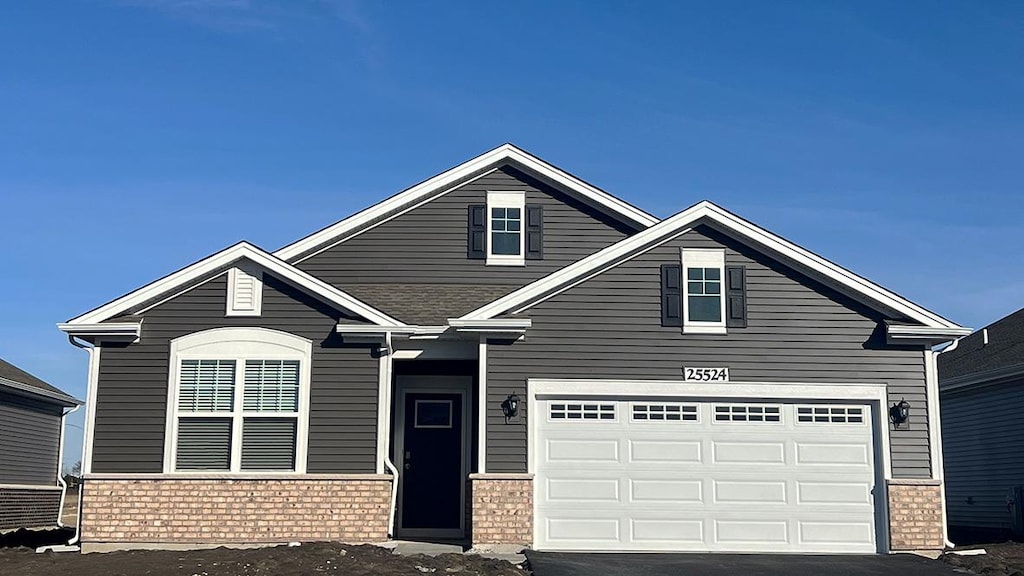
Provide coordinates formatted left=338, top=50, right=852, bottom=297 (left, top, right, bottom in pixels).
left=461, top=201, right=965, bottom=331
left=272, top=143, right=660, bottom=262
left=64, top=242, right=405, bottom=327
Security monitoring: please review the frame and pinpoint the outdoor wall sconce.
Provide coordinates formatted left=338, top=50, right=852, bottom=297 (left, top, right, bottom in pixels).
left=890, top=398, right=911, bottom=428
left=501, top=392, right=521, bottom=422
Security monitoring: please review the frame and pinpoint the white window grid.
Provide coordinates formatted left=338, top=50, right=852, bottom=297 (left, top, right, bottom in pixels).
left=713, top=404, right=782, bottom=423
left=631, top=403, right=699, bottom=422
left=549, top=402, right=616, bottom=421
left=796, top=405, right=866, bottom=424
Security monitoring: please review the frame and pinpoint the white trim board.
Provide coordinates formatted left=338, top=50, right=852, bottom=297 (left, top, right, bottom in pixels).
left=63, top=242, right=405, bottom=327
left=459, top=201, right=966, bottom=332
left=273, top=143, right=660, bottom=262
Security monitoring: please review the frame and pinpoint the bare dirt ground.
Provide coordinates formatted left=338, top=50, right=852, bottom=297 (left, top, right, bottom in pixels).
left=941, top=542, right=1024, bottom=576
left=0, top=539, right=525, bottom=576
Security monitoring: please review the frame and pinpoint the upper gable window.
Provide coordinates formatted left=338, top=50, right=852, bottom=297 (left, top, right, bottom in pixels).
left=486, top=191, right=526, bottom=266
left=682, top=249, right=726, bottom=334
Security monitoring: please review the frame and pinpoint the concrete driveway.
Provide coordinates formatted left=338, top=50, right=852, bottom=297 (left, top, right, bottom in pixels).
left=525, top=551, right=963, bottom=576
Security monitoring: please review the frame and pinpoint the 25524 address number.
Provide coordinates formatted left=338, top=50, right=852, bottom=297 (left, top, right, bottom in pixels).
left=683, top=367, right=730, bottom=382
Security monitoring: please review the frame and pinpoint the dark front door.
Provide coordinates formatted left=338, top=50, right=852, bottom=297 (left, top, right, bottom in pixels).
left=400, top=392, right=463, bottom=532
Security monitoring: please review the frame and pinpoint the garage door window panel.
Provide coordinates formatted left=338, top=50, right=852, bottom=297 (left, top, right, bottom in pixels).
left=713, top=404, right=782, bottom=423
left=549, top=402, right=616, bottom=421
left=796, top=406, right=865, bottom=424
left=632, top=403, right=699, bottom=422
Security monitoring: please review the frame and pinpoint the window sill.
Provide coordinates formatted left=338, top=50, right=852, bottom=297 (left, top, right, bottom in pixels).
left=683, top=324, right=727, bottom=335
left=486, top=257, right=525, bottom=267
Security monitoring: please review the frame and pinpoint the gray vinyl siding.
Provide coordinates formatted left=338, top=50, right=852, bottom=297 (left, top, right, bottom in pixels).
left=297, top=165, right=636, bottom=289
left=486, top=224, right=930, bottom=478
left=92, top=272, right=379, bottom=474
left=941, top=377, right=1024, bottom=532
left=0, top=391, right=62, bottom=486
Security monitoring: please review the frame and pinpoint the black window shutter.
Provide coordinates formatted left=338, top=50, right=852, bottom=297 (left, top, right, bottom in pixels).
left=661, top=264, right=682, bottom=327
left=726, top=265, right=747, bottom=328
left=526, top=204, right=544, bottom=260
left=468, top=204, right=486, bottom=259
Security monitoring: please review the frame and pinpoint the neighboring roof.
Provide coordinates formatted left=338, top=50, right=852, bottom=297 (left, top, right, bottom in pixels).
left=62, top=242, right=406, bottom=328
left=939, top=306, right=1024, bottom=384
left=459, top=200, right=968, bottom=335
left=341, top=283, right=519, bottom=325
left=0, top=358, right=81, bottom=406
left=273, top=143, right=660, bottom=262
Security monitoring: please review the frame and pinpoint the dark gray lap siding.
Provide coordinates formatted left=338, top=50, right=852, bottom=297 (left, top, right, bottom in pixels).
left=297, top=165, right=636, bottom=287
left=0, top=392, right=62, bottom=485
left=487, top=225, right=930, bottom=478
left=941, top=377, right=1024, bottom=530
left=92, top=274, right=379, bottom=474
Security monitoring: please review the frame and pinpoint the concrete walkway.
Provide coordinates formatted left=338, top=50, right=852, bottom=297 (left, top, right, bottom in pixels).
left=383, top=540, right=527, bottom=565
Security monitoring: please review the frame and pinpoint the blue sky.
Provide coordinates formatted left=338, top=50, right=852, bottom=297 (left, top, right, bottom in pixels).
left=1, top=1, right=1022, bottom=469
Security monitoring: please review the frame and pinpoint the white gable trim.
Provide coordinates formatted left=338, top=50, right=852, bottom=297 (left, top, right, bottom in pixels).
left=460, top=201, right=965, bottom=331
left=65, top=242, right=405, bottom=327
left=272, top=143, right=660, bottom=262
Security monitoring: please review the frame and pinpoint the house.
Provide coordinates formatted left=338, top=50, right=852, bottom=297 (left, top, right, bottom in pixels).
left=939, top=307, right=1024, bottom=541
left=59, top=144, right=970, bottom=554
left=0, top=358, right=81, bottom=532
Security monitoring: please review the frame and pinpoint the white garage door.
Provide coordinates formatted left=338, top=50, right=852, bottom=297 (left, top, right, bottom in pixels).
left=534, top=398, right=879, bottom=553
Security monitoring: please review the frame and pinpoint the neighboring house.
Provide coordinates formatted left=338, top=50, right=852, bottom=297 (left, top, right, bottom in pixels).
left=0, top=358, right=81, bottom=532
left=60, top=144, right=970, bottom=555
left=939, top=307, right=1024, bottom=541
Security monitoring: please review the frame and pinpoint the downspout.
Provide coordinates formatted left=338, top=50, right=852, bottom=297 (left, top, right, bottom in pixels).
left=381, top=331, right=400, bottom=537
left=933, top=338, right=962, bottom=549
left=65, top=335, right=92, bottom=548
left=55, top=403, right=81, bottom=528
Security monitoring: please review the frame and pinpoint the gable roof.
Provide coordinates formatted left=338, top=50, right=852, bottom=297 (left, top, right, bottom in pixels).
left=458, top=200, right=969, bottom=335
left=0, top=358, right=81, bottom=406
left=62, top=242, right=406, bottom=328
left=273, top=143, right=660, bottom=262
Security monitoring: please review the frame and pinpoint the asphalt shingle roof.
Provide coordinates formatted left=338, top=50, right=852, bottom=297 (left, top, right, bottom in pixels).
left=939, top=306, right=1024, bottom=381
left=0, top=358, right=81, bottom=405
left=340, top=283, right=520, bottom=325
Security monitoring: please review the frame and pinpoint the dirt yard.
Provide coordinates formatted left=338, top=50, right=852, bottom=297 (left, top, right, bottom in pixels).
left=0, top=539, right=525, bottom=576
left=941, top=542, right=1024, bottom=576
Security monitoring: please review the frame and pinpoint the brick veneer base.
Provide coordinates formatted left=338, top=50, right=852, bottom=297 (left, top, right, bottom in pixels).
left=82, top=476, right=392, bottom=546
left=469, top=473, right=532, bottom=547
left=888, top=479, right=944, bottom=551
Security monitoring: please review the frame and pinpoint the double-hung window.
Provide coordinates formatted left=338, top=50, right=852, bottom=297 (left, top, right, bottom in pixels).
left=682, top=249, right=726, bottom=333
left=166, top=328, right=310, bottom=473
left=486, top=191, right=525, bottom=266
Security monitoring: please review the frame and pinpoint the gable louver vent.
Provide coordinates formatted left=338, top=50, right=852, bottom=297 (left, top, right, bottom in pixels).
left=227, top=266, right=263, bottom=316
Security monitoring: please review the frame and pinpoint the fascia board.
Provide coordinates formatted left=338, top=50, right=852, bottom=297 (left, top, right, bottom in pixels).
left=66, top=243, right=405, bottom=327
left=57, top=322, right=142, bottom=338
left=459, top=201, right=965, bottom=331
left=272, top=144, right=660, bottom=262
left=887, top=325, right=973, bottom=343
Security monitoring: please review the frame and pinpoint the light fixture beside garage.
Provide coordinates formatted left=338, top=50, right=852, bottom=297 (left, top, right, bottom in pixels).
left=890, top=398, right=911, bottom=428
left=502, top=392, right=521, bottom=422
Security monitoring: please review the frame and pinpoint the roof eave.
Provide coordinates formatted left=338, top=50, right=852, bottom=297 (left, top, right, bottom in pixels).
left=0, top=377, right=82, bottom=407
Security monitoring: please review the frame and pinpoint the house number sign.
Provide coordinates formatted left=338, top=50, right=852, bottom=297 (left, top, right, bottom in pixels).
left=683, top=367, right=730, bottom=382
